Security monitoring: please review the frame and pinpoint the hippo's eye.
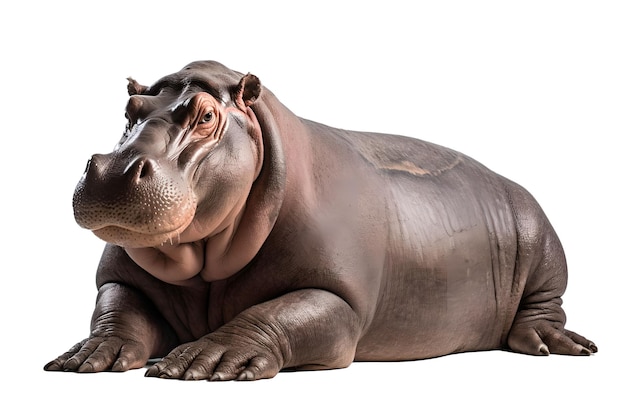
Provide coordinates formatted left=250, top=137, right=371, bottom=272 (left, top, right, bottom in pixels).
left=200, top=111, right=214, bottom=124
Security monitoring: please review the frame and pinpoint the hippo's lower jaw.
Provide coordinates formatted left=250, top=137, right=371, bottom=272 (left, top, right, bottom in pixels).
left=91, top=221, right=193, bottom=248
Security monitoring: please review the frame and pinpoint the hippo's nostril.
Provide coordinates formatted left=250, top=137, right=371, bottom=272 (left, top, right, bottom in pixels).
left=139, top=161, right=149, bottom=179
left=128, top=158, right=156, bottom=183
left=83, top=154, right=107, bottom=179
left=83, top=158, right=91, bottom=174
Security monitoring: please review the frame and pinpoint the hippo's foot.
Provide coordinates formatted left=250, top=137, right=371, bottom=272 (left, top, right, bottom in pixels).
left=507, top=321, right=597, bottom=356
left=145, top=334, right=282, bottom=381
left=44, top=336, right=151, bottom=373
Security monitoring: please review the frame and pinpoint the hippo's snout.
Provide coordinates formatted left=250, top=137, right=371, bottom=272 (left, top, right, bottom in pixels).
left=73, top=152, right=196, bottom=248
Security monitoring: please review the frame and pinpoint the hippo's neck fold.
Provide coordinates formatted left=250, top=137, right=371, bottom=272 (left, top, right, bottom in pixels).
left=201, top=94, right=287, bottom=281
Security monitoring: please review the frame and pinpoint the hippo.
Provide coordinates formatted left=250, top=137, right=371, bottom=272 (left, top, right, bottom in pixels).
left=44, top=60, right=596, bottom=381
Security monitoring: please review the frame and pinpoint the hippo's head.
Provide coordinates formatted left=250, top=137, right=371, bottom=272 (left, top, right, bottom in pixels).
left=73, top=61, right=267, bottom=249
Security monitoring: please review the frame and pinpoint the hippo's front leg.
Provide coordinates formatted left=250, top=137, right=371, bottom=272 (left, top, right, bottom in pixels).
left=146, top=289, right=360, bottom=381
left=44, top=282, right=178, bottom=373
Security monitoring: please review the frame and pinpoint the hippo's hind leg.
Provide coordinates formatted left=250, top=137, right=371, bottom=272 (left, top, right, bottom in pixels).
left=506, top=207, right=597, bottom=356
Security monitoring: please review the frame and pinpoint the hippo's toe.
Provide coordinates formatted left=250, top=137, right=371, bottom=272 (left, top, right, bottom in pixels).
left=508, top=322, right=597, bottom=356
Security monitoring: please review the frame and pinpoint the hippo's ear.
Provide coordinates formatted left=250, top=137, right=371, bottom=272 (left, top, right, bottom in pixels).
left=127, top=77, right=148, bottom=96
left=234, top=73, right=262, bottom=110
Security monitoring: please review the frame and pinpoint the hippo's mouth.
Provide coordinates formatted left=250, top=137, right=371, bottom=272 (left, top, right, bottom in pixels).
left=73, top=173, right=198, bottom=248
left=91, top=216, right=194, bottom=248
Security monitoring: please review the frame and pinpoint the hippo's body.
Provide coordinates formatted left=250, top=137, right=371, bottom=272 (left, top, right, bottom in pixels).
left=45, top=61, right=596, bottom=380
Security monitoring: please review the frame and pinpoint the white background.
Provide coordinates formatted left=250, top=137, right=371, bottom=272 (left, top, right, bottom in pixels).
left=1, top=1, right=624, bottom=415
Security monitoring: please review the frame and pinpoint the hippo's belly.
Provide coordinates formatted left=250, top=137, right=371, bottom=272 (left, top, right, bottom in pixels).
left=355, top=160, right=521, bottom=361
